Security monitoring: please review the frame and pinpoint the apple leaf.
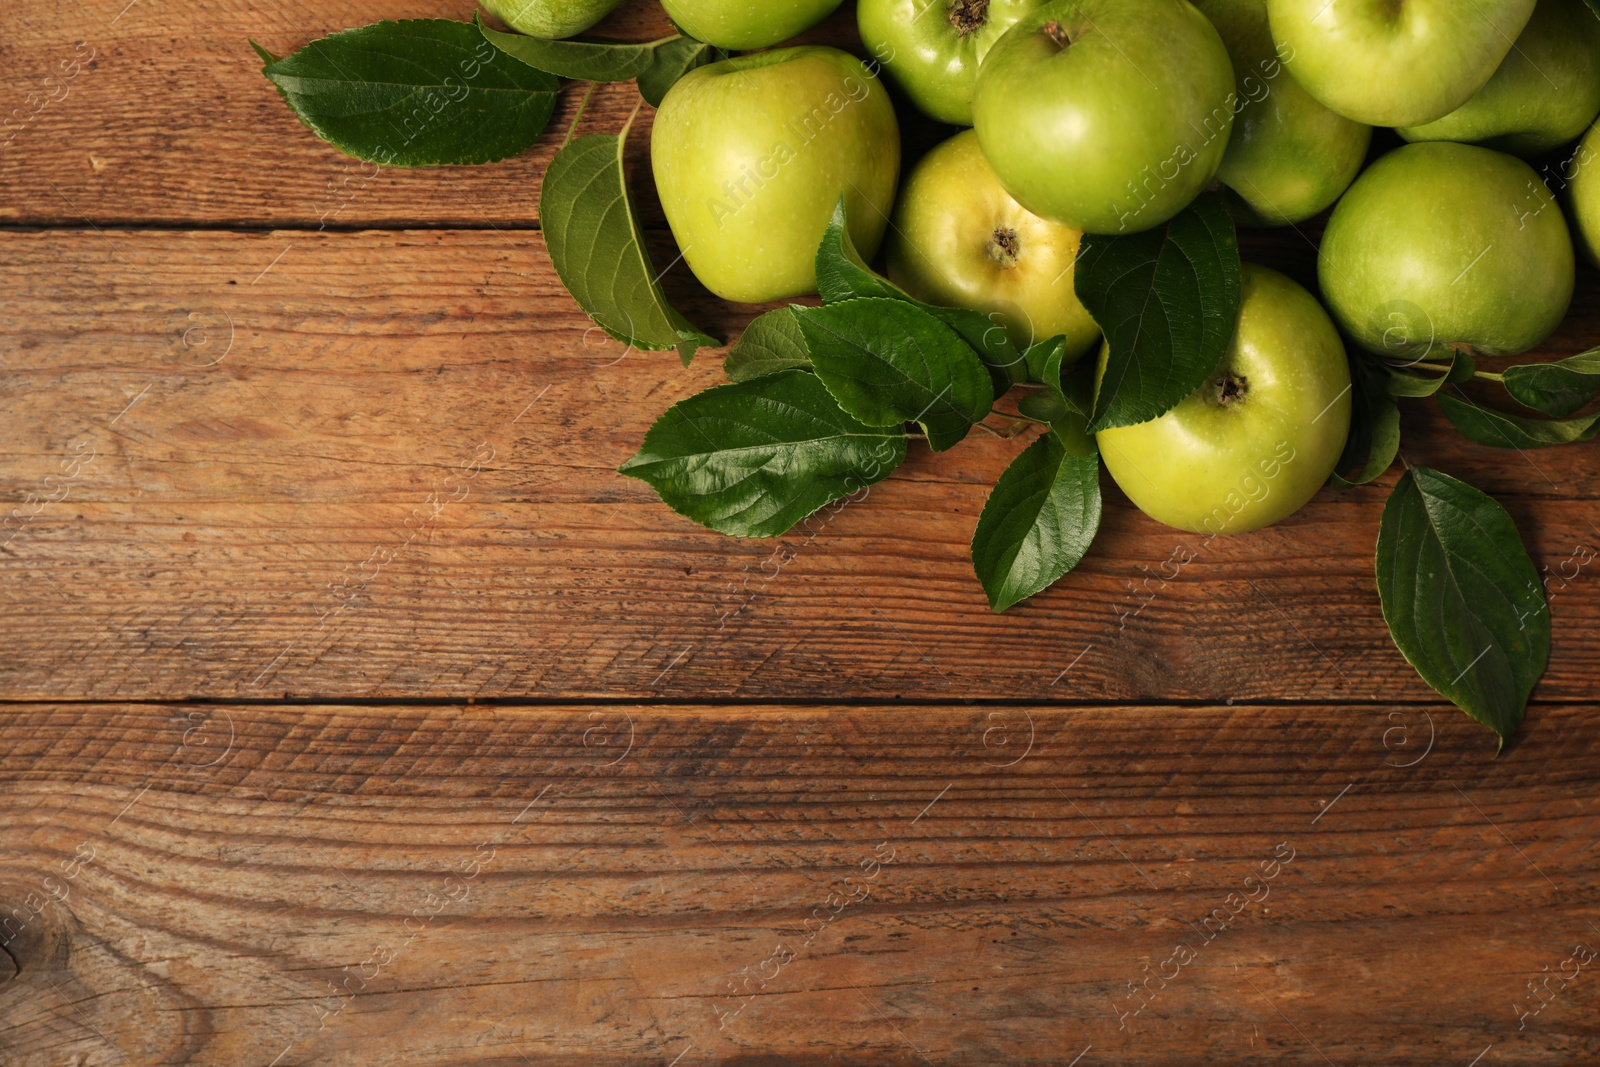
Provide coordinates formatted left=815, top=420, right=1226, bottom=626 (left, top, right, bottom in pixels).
left=636, top=36, right=724, bottom=107
left=1382, top=350, right=1475, bottom=398
left=1376, top=467, right=1549, bottom=746
left=814, top=199, right=903, bottom=303
left=618, top=370, right=906, bottom=538
left=540, top=126, right=716, bottom=362
left=813, top=199, right=1024, bottom=392
left=1330, top=358, right=1400, bottom=488
left=1501, top=347, right=1600, bottom=417
left=971, top=421, right=1101, bottom=613
left=476, top=16, right=721, bottom=105
left=725, top=307, right=812, bottom=382
left=251, top=20, right=558, bottom=166
left=1076, top=194, right=1242, bottom=432
left=476, top=16, right=660, bottom=80
left=1015, top=336, right=1091, bottom=425
left=795, top=298, right=994, bottom=452
left=1437, top=391, right=1600, bottom=448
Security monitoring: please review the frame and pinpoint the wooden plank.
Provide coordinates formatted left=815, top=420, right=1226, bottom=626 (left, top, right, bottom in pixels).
left=3, top=228, right=1598, bottom=703
left=0, top=0, right=846, bottom=228
left=0, top=702, right=1595, bottom=1065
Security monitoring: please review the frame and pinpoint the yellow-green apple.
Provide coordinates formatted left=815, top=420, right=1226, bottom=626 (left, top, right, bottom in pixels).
left=650, top=47, right=901, bottom=304
left=658, top=0, right=843, bottom=49
left=972, top=0, right=1236, bottom=234
left=1266, top=0, right=1537, bottom=126
left=1319, top=142, right=1574, bottom=358
left=1569, top=121, right=1600, bottom=266
left=1097, top=266, right=1351, bottom=535
left=478, top=0, right=623, bottom=38
left=857, top=0, right=1046, bottom=126
left=1398, top=0, right=1600, bottom=157
left=1194, top=0, right=1371, bottom=225
left=887, top=129, right=1100, bottom=354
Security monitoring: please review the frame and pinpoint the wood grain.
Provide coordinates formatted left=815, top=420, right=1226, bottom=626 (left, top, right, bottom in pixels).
left=5, top=2, right=1600, bottom=1061
left=1, top=702, right=1596, bottom=1066
left=0, top=0, right=844, bottom=229
left=2, top=227, right=1598, bottom=704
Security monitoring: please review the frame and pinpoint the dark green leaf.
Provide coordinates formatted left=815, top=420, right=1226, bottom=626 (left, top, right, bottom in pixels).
left=1376, top=468, right=1549, bottom=745
left=725, top=307, right=811, bottom=382
left=813, top=199, right=1023, bottom=391
left=1381, top=349, right=1475, bottom=397
left=540, top=129, right=716, bottom=361
left=1446, top=350, right=1478, bottom=383
left=1331, top=357, right=1400, bottom=487
left=254, top=19, right=558, bottom=166
left=1014, top=337, right=1093, bottom=425
left=971, top=426, right=1101, bottom=612
left=477, top=15, right=658, bottom=80
left=1438, top=391, right=1600, bottom=448
left=637, top=36, right=723, bottom=107
left=814, top=199, right=902, bottom=303
left=1016, top=390, right=1070, bottom=424
left=619, top=370, right=906, bottom=537
left=795, top=298, right=994, bottom=452
left=1076, top=194, right=1242, bottom=432
left=1502, top=347, right=1600, bottom=417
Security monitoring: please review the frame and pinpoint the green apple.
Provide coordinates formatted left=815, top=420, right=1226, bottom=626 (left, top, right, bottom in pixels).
left=1266, top=0, right=1537, bottom=127
left=1319, top=142, right=1574, bottom=359
left=478, top=0, right=623, bottom=38
left=658, top=0, right=843, bottom=49
left=1193, top=0, right=1370, bottom=225
left=887, top=130, right=1100, bottom=355
left=1398, top=0, right=1600, bottom=157
left=1096, top=265, right=1352, bottom=536
left=972, top=0, right=1236, bottom=234
left=1569, top=121, right=1600, bottom=266
left=857, top=0, right=1047, bottom=126
left=651, top=47, right=900, bottom=304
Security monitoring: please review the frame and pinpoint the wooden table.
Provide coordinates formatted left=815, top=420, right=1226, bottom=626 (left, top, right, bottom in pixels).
left=3, top=2, right=1598, bottom=1064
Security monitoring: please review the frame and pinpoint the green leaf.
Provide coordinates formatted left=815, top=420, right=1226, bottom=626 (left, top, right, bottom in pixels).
left=474, top=15, right=720, bottom=103
left=253, top=19, right=558, bottom=166
left=540, top=128, right=716, bottom=362
left=619, top=370, right=907, bottom=537
left=1014, top=337, right=1092, bottom=425
left=1076, top=194, right=1242, bottom=432
left=1381, top=349, right=1475, bottom=398
left=795, top=298, right=994, bottom=452
left=725, top=307, right=811, bottom=382
left=1502, top=347, right=1600, bottom=417
left=1376, top=468, right=1549, bottom=745
left=813, top=198, right=1024, bottom=392
left=1331, top=357, right=1400, bottom=488
left=1438, top=391, right=1600, bottom=448
left=637, top=36, right=723, bottom=107
left=971, top=427, right=1102, bottom=612
left=814, top=199, right=903, bottom=303
left=477, top=15, right=658, bottom=81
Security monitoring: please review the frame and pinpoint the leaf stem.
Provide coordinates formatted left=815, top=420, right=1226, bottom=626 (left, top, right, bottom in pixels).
left=619, top=95, right=645, bottom=142
left=564, top=81, right=599, bottom=148
left=1476, top=370, right=1506, bottom=383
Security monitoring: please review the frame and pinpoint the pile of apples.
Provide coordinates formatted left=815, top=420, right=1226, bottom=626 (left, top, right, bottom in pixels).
left=493, top=0, right=1600, bottom=534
